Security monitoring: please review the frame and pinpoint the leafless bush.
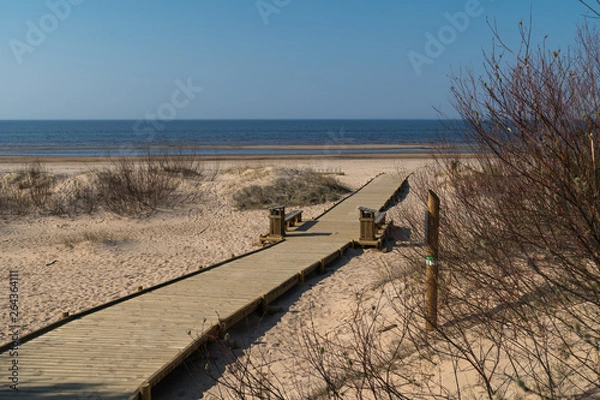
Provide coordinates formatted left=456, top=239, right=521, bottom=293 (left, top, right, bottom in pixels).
left=204, top=21, right=600, bottom=400
left=0, top=162, right=54, bottom=215
left=0, top=151, right=210, bottom=218
left=232, top=169, right=351, bottom=210
left=21, top=162, right=54, bottom=209
left=47, top=174, right=101, bottom=217
left=95, top=150, right=211, bottom=216
left=204, top=289, right=425, bottom=400
left=0, top=162, right=101, bottom=217
left=398, top=23, right=600, bottom=399
left=0, top=185, right=31, bottom=215
left=96, top=157, right=180, bottom=216
left=150, top=147, right=213, bottom=180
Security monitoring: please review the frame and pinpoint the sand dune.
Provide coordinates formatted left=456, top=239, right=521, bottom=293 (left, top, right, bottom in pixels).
left=0, top=157, right=430, bottom=346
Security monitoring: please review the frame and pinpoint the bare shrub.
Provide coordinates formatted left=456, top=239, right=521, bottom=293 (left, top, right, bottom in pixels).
left=0, top=162, right=103, bottom=217
left=204, top=291, right=422, bottom=400
left=397, top=23, right=600, bottom=399
left=0, top=182, right=32, bottom=215
left=95, top=150, right=209, bottom=217
left=48, top=174, right=101, bottom=217
left=232, top=169, right=351, bottom=210
left=0, top=162, right=53, bottom=215
left=96, top=157, right=180, bottom=216
left=204, top=21, right=600, bottom=400
left=150, top=147, right=209, bottom=179
left=21, top=162, right=54, bottom=209
left=0, top=151, right=209, bottom=218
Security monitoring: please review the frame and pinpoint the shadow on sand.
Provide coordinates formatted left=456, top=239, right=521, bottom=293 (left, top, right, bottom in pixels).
left=152, top=248, right=364, bottom=400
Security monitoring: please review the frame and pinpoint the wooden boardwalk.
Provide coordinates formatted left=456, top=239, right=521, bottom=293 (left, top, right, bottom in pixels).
left=0, top=173, right=406, bottom=400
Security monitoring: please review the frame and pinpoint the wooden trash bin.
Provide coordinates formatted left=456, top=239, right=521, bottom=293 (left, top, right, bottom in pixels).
left=269, top=206, right=286, bottom=238
left=359, top=206, right=377, bottom=241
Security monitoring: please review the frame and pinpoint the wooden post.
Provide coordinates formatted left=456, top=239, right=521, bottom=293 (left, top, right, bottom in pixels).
left=425, top=190, right=440, bottom=332
left=261, top=294, right=269, bottom=315
left=140, top=381, right=151, bottom=400
left=591, top=134, right=597, bottom=191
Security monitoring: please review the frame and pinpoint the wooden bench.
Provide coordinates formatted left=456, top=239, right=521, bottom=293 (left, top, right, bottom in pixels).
left=374, top=211, right=386, bottom=228
left=285, top=209, right=302, bottom=229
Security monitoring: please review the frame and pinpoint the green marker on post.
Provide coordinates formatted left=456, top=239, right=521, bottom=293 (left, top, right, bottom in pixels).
left=425, top=256, right=438, bottom=266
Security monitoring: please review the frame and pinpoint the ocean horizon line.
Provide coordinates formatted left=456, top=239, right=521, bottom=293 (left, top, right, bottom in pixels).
left=0, top=118, right=454, bottom=122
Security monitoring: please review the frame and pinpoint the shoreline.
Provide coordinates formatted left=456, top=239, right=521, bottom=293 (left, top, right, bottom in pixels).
left=0, top=145, right=474, bottom=165
left=0, top=143, right=439, bottom=151
left=0, top=152, right=436, bottom=164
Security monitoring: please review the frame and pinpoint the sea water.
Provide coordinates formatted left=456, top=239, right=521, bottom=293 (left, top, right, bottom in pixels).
left=0, top=119, right=466, bottom=157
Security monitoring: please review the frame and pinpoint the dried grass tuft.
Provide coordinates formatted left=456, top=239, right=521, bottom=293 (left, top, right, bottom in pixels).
left=232, top=169, right=351, bottom=210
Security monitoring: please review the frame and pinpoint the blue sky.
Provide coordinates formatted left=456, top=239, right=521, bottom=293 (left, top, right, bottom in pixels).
left=0, top=0, right=591, bottom=119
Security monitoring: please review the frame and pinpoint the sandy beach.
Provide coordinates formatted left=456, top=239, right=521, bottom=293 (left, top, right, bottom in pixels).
left=0, top=155, right=431, bottom=346
left=0, top=153, right=435, bottom=397
left=2, top=1, right=595, bottom=397
left=2, top=153, right=596, bottom=400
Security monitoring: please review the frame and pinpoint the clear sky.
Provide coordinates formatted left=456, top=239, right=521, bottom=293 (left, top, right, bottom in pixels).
left=0, top=0, right=592, bottom=120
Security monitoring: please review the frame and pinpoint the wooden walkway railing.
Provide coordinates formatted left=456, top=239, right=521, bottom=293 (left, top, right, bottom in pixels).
left=0, top=173, right=407, bottom=400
